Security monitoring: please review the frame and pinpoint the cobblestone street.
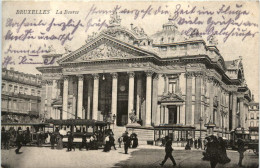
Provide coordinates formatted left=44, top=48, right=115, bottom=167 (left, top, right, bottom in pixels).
left=1, top=145, right=258, bottom=168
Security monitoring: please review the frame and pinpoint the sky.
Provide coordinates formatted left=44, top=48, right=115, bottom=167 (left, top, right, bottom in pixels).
left=2, top=1, right=259, bottom=101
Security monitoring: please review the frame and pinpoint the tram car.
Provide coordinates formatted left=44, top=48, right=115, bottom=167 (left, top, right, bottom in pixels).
left=1, top=123, right=50, bottom=146
left=230, top=127, right=259, bottom=155
left=47, top=119, right=111, bottom=148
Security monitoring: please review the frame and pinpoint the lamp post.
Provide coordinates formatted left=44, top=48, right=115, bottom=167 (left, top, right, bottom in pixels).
left=199, top=117, right=203, bottom=139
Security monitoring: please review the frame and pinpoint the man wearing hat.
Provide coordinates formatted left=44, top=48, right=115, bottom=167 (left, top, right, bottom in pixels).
left=123, top=131, right=130, bottom=154
left=160, top=136, right=176, bottom=167
left=15, top=130, right=23, bottom=154
left=67, top=131, right=74, bottom=151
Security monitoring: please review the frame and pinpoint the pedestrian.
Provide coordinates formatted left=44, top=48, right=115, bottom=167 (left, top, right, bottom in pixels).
left=160, top=136, right=177, bottom=167
left=50, top=133, right=56, bottom=149
left=4, top=130, right=10, bottom=150
left=194, top=139, right=198, bottom=149
left=1, top=128, right=6, bottom=149
left=90, top=135, right=95, bottom=150
left=198, top=138, right=202, bottom=149
left=15, top=130, right=23, bottom=154
left=103, top=134, right=110, bottom=152
left=123, top=132, right=130, bottom=154
left=67, top=131, right=74, bottom=151
left=203, top=138, right=207, bottom=150
left=56, top=134, right=63, bottom=150
left=237, top=138, right=246, bottom=167
left=109, top=134, right=117, bottom=150
left=218, top=137, right=231, bottom=164
left=190, top=138, right=194, bottom=148
left=132, top=134, right=138, bottom=148
left=118, top=136, right=123, bottom=148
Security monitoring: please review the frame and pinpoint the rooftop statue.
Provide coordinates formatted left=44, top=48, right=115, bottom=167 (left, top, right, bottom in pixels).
left=109, top=11, right=121, bottom=26
left=208, top=35, right=218, bottom=46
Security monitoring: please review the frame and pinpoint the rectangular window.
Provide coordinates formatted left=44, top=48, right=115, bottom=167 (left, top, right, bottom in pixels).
left=31, top=89, right=35, bottom=96
left=24, top=88, right=28, bottom=95
left=168, top=78, right=178, bottom=94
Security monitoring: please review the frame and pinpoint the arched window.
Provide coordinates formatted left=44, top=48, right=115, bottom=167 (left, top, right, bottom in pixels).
left=238, top=69, right=242, bottom=80
left=251, top=113, right=254, bottom=119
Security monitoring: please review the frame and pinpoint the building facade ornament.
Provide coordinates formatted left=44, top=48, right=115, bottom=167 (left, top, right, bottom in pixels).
left=92, top=73, right=100, bottom=80
left=127, top=72, right=135, bottom=78
left=111, top=72, right=118, bottom=79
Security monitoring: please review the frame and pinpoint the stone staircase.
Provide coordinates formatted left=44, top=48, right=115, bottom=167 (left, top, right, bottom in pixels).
left=126, top=127, right=154, bottom=145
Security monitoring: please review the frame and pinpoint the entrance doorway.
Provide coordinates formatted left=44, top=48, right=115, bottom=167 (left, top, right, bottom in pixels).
left=117, top=100, right=128, bottom=126
left=168, top=105, right=177, bottom=124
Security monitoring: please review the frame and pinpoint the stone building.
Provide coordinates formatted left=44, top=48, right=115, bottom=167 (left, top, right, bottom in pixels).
left=248, top=95, right=259, bottom=140
left=1, top=67, right=42, bottom=124
left=36, top=13, right=251, bottom=141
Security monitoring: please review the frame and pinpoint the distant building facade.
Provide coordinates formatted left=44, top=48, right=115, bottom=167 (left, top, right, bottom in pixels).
left=37, top=13, right=251, bottom=140
left=1, top=68, right=42, bottom=124
left=248, top=95, right=259, bottom=140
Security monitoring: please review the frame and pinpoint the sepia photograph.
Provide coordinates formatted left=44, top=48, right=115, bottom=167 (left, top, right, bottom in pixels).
left=1, top=1, right=259, bottom=168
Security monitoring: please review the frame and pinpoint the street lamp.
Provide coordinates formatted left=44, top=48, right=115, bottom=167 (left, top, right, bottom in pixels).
left=199, top=117, right=203, bottom=139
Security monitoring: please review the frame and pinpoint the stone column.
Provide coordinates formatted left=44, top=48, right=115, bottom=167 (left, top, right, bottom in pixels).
left=165, top=107, right=169, bottom=124
left=239, top=98, right=245, bottom=128
left=62, top=76, right=69, bottom=120
left=111, top=72, right=118, bottom=120
left=195, top=73, right=202, bottom=126
left=185, top=72, right=192, bottom=125
left=136, top=74, right=142, bottom=120
left=160, top=105, right=164, bottom=124
left=180, top=105, right=185, bottom=124
left=232, top=93, right=237, bottom=130
left=152, top=74, right=159, bottom=125
left=77, top=75, right=84, bottom=119
left=92, top=74, right=99, bottom=120
left=128, top=72, right=135, bottom=124
left=145, top=71, right=153, bottom=126
left=87, top=76, right=93, bottom=119
left=177, top=106, right=180, bottom=124
left=208, top=77, right=214, bottom=122
left=164, top=75, right=169, bottom=94
left=52, top=80, right=57, bottom=99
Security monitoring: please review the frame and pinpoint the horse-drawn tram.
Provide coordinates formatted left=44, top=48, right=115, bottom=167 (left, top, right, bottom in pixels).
left=46, top=119, right=111, bottom=148
left=1, top=123, right=50, bottom=146
left=230, top=127, right=259, bottom=155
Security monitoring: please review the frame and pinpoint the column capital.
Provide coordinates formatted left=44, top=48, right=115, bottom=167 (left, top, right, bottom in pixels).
left=62, top=75, right=69, bottom=81
left=92, top=73, right=99, bottom=80
left=153, top=73, right=159, bottom=80
left=145, top=70, right=154, bottom=77
left=77, top=75, right=84, bottom=81
left=127, top=72, right=135, bottom=78
left=111, top=72, right=118, bottom=79
left=184, top=72, right=193, bottom=79
left=194, top=71, right=204, bottom=78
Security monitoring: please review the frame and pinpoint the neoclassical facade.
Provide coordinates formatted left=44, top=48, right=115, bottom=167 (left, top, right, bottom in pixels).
left=37, top=13, right=251, bottom=140
left=1, top=67, right=42, bottom=124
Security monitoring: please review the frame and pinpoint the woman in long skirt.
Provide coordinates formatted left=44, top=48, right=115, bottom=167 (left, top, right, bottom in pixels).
left=56, top=134, right=63, bottom=150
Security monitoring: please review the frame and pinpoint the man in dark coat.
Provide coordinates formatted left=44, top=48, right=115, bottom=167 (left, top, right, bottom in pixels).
left=109, top=134, right=116, bottom=150
left=15, top=130, right=23, bottom=154
left=50, top=133, right=56, bottom=149
left=160, top=136, right=177, bottom=167
left=123, top=132, right=130, bottom=154
left=237, top=138, right=246, bottom=167
left=67, top=132, right=74, bottom=151
left=198, top=138, right=202, bottom=149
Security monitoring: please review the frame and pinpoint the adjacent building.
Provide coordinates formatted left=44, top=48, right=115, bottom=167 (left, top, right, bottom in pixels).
left=36, top=13, right=252, bottom=141
left=248, top=95, right=259, bottom=140
left=1, top=67, right=42, bottom=124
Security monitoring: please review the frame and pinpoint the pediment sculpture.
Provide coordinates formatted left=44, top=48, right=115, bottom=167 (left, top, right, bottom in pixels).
left=78, top=43, right=133, bottom=61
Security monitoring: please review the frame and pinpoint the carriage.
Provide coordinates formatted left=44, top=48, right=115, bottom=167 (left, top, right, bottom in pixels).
left=229, top=127, right=259, bottom=155
left=47, top=119, right=111, bottom=148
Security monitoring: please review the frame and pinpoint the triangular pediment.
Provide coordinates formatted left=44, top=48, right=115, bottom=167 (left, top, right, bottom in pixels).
left=159, top=93, right=184, bottom=103
left=58, top=34, right=157, bottom=64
